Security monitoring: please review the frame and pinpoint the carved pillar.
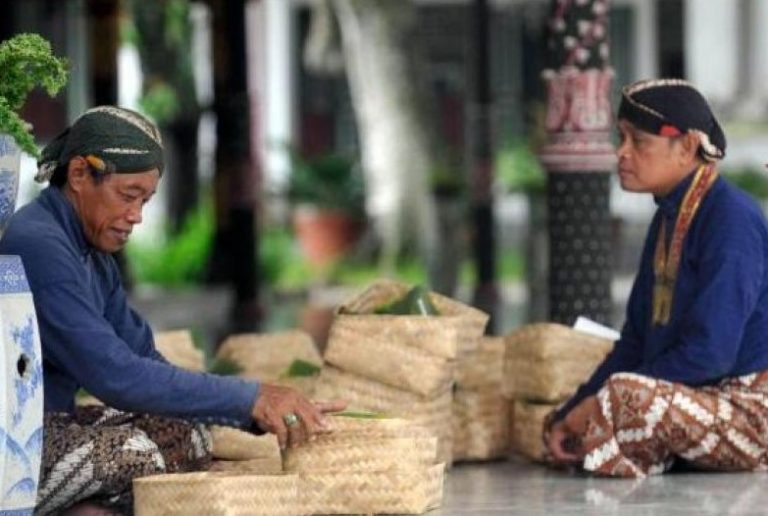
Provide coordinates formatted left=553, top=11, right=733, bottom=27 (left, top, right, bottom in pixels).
left=539, top=0, right=615, bottom=325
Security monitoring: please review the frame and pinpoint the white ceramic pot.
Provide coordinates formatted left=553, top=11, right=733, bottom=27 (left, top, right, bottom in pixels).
left=0, top=261, right=43, bottom=512
left=0, top=134, right=21, bottom=236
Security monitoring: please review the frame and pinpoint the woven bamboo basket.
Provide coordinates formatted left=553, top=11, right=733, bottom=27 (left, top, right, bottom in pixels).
left=314, top=366, right=454, bottom=464
left=511, top=400, right=558, bottom=463
left=317, top=414, right=436, bottom=440
left=314, top=366, right=442, bottom=411
left=272, top=375, right=317, bottom=398
left=452, top=389, right=509, bottom=461
left=456, top=336, right=504, bottom=389
left=284, top=415, right=437, bottom=473
left=324, top=327, right=454, bottom=396
left=210, top=426, right=281, bottom=461
left=300, top=463, right=445, bottom=515
left=133, top=472, right=302, bottom=516
left=340, top=279, right=488, bottom=355
left=216, top=330, right=322, bottom=382
left=503, top=323, right=614, bottom=402
left=209, top=457, right=283, bottom=475
left=285, top=436, right=437, bottom=473
left=154, top=329, right=205, bottom=372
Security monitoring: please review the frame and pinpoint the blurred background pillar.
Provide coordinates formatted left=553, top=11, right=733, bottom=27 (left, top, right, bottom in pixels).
left=467, top=0, right=497, bottom=331
left=207, top=0, right=261, bottom=333
left=539, top=0, right=615, bottom=326
left=86, top=0, right=118, bottom=106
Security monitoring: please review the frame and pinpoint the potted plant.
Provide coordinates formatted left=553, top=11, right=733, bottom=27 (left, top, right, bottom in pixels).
left=0, top=33, right=68, bottom=232
left=288, top=151, right=366, bottom=268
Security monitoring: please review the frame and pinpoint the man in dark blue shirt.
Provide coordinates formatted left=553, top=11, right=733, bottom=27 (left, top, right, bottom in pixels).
left=544, top=80, right=768, bottom=477
left=0, top=106, right=343, bottom=513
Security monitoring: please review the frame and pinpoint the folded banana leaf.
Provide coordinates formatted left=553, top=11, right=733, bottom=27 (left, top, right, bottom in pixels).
left=373, top=285, right=440, bottom=316
left=283, top=358, right=322, bottom=378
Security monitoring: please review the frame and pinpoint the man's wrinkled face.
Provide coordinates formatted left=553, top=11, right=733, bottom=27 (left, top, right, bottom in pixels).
left=77, top=169, right=159, bottom=253
left=616, top=119, right=685, bottom=196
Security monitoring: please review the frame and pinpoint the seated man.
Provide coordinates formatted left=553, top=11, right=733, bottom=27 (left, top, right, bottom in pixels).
left=545, top=79, right=768, bottom=477
left=0, top=106, right=344, bottom=514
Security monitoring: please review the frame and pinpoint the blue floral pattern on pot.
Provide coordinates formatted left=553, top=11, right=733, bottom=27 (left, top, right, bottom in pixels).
left=0, top=135, right=20, bottom=236
left=0, top=256, right=43, bottom=515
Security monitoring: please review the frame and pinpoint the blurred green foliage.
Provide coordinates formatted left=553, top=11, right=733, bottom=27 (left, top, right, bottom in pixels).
left=139, top=81, right=180, bottom=124
left=725, top=167, right=768, bottom=200
left=127, top=199, right=214, bottom=286
left=288, top=152, right=366, bottom=217
left=127, top=204, right=525, bottom=289
left=494, top=141, right=546, bottom=194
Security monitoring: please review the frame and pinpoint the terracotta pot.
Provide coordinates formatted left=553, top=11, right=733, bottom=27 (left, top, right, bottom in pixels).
left=292, top=206, right=361, bottom=267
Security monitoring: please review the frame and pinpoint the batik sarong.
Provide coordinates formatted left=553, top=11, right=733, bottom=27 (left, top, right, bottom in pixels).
left=35, top=406, right=212, bottom=515
left=581, top=371, right=768, bottom=477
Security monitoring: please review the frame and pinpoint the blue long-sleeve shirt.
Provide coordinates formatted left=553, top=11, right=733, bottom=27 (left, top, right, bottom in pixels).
left=0, top=186, right=260, bottom=428
left=555, top=171, right=768, bottom=421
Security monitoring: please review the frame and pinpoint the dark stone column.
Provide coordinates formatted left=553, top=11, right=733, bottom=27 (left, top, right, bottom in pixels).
left=539, top=0, right=615, bottom=326
left=86, top=0, right=119, bottom=106
left=207, top=0, right=261, bottom=334
left=468, top=0, right=497, bottom=331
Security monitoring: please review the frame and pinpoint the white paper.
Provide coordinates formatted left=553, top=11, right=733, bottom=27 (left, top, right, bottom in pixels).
left=573, top=316, right=620, bottom=342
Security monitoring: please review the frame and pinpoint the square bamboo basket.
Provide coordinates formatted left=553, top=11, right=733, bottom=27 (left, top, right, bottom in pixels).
left=503, top=323, right=614, bottom=402
left=133, top=472, right=302, bottom=516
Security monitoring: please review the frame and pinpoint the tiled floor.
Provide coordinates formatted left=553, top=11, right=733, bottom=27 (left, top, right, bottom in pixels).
left=436, top=458, right=768, bottom=515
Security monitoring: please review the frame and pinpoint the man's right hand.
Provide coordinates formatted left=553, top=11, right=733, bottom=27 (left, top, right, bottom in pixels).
left=251, top=383, right=346, bottom=450
left=545, top=419, right=583, bottom=463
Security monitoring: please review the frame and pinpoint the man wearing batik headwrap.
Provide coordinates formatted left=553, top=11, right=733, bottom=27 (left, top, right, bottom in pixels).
left=544, top=79, right=768, bottom=477
left=0, top=106, right=344, bottom=514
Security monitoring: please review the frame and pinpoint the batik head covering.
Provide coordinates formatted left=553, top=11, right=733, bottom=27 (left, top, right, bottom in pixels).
left=618, top=78, right=726, bottom=161
left=35, top=106, right=164, bottom=182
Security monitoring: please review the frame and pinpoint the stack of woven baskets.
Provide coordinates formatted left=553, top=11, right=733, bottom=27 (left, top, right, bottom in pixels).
left=286, top=415, right=445, bottom=514
left=133, top=416, right=444, bottom=515
left=453, top=336, right=509, bottom=461
left=314, top=280, right=488, bottom=464
left=502, top=323, right=614, bottom=462
left=215, top=330, right=323, bottom=397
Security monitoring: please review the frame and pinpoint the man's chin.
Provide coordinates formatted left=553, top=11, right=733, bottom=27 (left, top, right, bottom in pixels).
left=618, top=179, right=645, bottom=193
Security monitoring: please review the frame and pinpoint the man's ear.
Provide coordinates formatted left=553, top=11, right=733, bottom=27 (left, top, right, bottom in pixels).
left=678, top=132, right=701, bottom=163
left=66, top=157, right=90, bottom=192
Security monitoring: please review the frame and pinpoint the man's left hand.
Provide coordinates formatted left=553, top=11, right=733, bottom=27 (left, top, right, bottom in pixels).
left=251, top=383, right=346, bottom=449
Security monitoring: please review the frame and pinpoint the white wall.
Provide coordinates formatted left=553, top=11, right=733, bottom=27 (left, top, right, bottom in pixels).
left=262, top=0, right=297, bottom=191
left=685, top=0, right=739, bottom=103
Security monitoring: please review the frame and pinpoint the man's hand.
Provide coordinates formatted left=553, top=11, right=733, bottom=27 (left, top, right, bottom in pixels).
left=251, top=383, right=346, bottom=450
left=544, top=395, right=601, bottom=464
left=545, top=419, right=582, bottom=463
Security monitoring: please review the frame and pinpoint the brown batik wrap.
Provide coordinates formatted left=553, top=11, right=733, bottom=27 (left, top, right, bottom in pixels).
left=580, top=371, right=768, bottom=477
left=35, top=406, right=212, bottom=515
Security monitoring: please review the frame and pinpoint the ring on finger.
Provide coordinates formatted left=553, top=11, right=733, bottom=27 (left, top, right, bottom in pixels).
left=283, top=412, right=300, bottom=428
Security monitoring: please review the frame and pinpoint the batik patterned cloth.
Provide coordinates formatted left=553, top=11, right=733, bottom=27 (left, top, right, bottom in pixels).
left=35, top=407, right=212, bottom=515
left=581, top=371, right=768, bottom=477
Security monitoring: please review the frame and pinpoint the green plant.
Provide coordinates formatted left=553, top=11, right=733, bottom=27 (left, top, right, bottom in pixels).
left=0, top=33, right=68, bottom=156
left=288, top=151, right=366, bottom=217
left=725, top=168, right=768, bottom=201
left=495, top=141, right=546, bottom=195
left=126, top=199, right=214, bottom=287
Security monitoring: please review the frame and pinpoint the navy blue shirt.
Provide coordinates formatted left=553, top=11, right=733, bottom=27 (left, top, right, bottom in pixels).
left=0, top=186, right=260, bottom=427
left=556, top=172, right=768, bottom=420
